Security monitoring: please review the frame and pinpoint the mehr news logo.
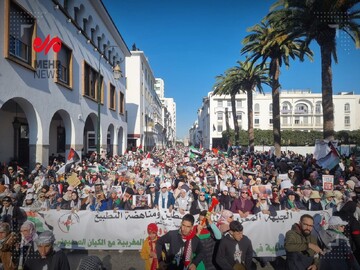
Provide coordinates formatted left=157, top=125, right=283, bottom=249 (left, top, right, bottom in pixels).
left=33, top=35, right=63, bottom=79
left=11, top=8, right=63, bottom=79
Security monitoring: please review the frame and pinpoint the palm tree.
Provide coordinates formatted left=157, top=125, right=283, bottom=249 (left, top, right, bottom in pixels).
left=230, top=61, right=270, bottom=152
left=268, top=0, right=360, bottom=140
left=213, top=61, right=270, bottom=151
left=213, top=69, right=242, bottom=146
left=242, top=20, right=313, bottom=157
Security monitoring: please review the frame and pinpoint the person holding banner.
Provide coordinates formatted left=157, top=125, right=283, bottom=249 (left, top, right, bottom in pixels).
left=155, top=214, right=204, bottom=270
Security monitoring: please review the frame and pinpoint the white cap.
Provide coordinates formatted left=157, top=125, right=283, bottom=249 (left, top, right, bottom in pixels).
left=160, top=183, right=167, bottom=189
left=328, top=216, right=348, bottom=227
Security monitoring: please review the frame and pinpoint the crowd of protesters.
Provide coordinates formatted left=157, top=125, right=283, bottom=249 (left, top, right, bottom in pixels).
left=0, top=145, right=360, bottom=269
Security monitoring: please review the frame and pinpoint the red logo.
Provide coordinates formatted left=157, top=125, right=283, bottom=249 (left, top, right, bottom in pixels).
left=33, top=35, right=62, bottom=55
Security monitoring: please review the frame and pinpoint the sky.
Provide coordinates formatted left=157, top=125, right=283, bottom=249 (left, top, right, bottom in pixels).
left=102, top=0, right=360, bottom=139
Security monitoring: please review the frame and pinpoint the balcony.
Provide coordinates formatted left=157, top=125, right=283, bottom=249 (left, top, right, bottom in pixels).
left=281, top=109, right=292, bottom=114
left=294, top=109, right=309, bottom=114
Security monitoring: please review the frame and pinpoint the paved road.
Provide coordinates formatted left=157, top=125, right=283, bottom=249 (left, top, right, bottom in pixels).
left=66, top=250, right=285, bottom=269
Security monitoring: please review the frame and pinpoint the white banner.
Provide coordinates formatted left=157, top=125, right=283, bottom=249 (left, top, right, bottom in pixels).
left=34, top=209, right=332, bottom=256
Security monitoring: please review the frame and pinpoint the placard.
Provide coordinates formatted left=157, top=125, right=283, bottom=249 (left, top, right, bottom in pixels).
left=251, top=184, right=272, bottom=199
left=322, top=175, right=334, bottom=191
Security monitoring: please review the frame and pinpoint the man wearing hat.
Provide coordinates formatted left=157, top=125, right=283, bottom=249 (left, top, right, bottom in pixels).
left=23, top=230, right=70, bottom=270
left=318, top=216, right=360, bottom=269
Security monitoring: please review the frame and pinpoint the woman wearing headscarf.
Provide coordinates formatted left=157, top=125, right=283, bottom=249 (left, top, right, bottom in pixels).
left=174, top=188, right=191, bottom=215
left=281, top=190, right=306, bottom=211
left=189, top=190, right=209, bottom=216
left=216, top=209, right=234, bottom=235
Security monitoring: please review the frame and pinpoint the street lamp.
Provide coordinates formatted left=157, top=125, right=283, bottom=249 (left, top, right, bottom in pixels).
left=96, top=46, right=123, bottom=161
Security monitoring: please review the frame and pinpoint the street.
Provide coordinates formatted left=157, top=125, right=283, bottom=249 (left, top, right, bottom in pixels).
left=65, top=249, right=283, bottom=269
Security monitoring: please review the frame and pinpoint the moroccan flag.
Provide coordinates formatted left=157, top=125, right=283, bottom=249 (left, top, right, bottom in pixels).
left=56, top=148, right=80, bottom=175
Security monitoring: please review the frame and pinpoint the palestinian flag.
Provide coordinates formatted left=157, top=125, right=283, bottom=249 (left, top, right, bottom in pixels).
left=56, top=148, right=80, bottom=175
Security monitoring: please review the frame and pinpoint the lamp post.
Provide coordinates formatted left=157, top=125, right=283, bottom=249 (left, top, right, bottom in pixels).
left=96, top=46, right=122, bottom=161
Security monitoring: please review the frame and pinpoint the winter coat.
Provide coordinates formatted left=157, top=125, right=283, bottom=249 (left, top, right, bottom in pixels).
left=284, top=223, right=319, bottom=270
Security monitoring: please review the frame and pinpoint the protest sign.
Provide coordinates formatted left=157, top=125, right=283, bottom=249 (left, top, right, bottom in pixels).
left=251, top=185, right=272, bottom=199
left=67, top=173, right=81, bottom=187
left=132, top=194, right=151, bottom=208
left=322, top=175, right=334, bottom=191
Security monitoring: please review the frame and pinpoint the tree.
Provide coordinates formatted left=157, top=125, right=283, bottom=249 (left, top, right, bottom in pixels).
left=242, top=20, right=313, bottom=157
left=268, top=0, right=360, bottom=140
left=229, top=60, right=270, bottom=152
left=213, top=69, right=242, bottom=145
left=213, top=61, right=269, bottom=149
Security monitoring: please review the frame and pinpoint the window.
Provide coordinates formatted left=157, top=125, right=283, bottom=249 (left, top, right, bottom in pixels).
left=269, top=119, right=273, bottom=124
left=344, top=103, right=350, bottom=113
left=6, top=0, right=36, bottom=67
left=236, top=112, right=242, bottom=121
left=56, top=43, right=72, bottom=88
left=236, top=100, right=243, bottom=108
left=254, top=103, right=260, bottom=113
left=217, top=125, right=223, bottom=132
left=315, top=102, right=322, bottom=114
left=254, top=119, right=259, bottom=125
left=315, top=116, right=321, bottom=124
left=119, top=92, right=125, bottom=115
left=345, top=116, right=350, bottom=126
left=216, top=100, right=222, bottom=107
left=227, top=100, right=231, bottom=107
left=269, top=103, right=273, bottom=113
left=217, top=112, right=223, bottom=121
left=83, top=61, right=103, bottom=102
left=295, top=104, right=308, bottom=113
left=303, top=117, right=308, bottom=124
left=295, top=118, right=300, bottom=125
left=109, top=83, right=116, bottom=110
left=283, top=117, right=288, bottom=125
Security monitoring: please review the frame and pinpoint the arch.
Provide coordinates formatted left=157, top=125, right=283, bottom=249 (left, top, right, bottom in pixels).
left=83, top=112, right=98, bottom=156
left=107, top=124, right=115, bottom=157
left=49, top=110, right=73, bottom=158
left=254, top=103, right=260, bottom=112
left=0, top=97, right=41, bottom=168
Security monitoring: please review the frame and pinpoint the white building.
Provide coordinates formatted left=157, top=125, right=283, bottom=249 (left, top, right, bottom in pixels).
left=0, top=0, right=130, bottom=168
left=126, top=49, right=164, bottom=150
left=191, top=89, right=360, bottom=149
left=155, top=78, right=176, bottom=147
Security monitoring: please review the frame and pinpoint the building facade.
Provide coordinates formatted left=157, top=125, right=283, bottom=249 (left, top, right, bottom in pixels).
left=191, top=89, right=360, bottom=149
left=126, top=50, right=164, bottom=151
left=0, top=0, right=130, bottom=168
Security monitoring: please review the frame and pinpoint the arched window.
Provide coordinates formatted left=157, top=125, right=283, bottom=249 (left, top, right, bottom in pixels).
left=315, top=102, right=322, bottom=114
left=254, top=103, right=260, bottom=112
